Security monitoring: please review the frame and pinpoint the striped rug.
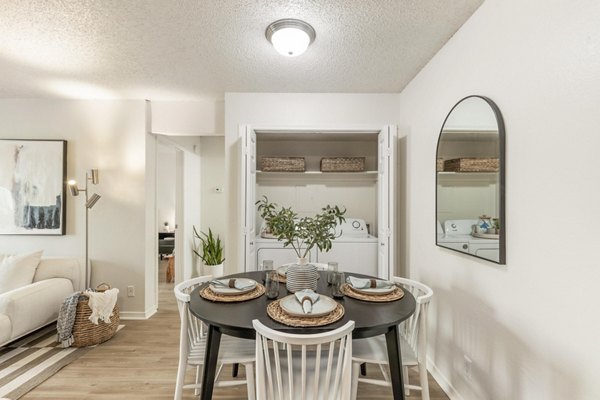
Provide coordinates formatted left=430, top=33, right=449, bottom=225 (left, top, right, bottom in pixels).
left=0, top=323, right=124, bottom=399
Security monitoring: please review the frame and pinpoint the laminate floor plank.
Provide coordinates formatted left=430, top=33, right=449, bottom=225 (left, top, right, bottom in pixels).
left=22, top=260, right=450, bottom=399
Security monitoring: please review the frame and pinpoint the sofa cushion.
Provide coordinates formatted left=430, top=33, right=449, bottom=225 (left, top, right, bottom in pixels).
left=0, top=250, right=43, bottom=295
left=0, top=278, right=73, bottom=339
left=33, top=258, right=81, bottom=292
left=0, top=314, right=10, bottom=344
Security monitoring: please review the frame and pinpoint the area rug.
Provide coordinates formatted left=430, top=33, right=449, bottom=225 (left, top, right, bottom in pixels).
left=0, top=323, right=124, bottom=399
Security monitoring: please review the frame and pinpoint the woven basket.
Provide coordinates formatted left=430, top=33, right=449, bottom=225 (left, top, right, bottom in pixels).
left=320, top=157, right=365, bottom=172
left=261, top=156, right=305, bottom=172
left=71, top=288, right=120, bottom=347
left=436, top=158, right=444, bottom=172
left=444, top=158, right=499, bottom=172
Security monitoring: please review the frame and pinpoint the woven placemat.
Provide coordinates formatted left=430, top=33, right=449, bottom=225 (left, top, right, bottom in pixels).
left=341, top=284, right=405, bottom=302
left=200, top=284, right=265, bottom=302
left=267, top=299, right=345, bottom=327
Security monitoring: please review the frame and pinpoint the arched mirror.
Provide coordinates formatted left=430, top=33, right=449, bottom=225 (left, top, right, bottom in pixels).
left=436, top=95, right=505, bottom=264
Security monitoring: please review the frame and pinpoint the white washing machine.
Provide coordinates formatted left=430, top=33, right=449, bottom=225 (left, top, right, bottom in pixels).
left=438, top=219, right=499, bottom=262
left=255, top=218, right=378, bottom=276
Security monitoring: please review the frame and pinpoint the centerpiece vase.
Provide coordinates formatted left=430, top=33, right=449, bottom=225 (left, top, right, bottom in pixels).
left=286, top=257, right=318, bottom=293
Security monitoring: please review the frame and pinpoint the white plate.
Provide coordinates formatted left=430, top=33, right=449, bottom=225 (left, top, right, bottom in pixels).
left=277, top=262, right=328, bottom=276
left=350, top=286, right=396, bottom=296
left=280, top=294, right=337, bottom=317
left=209, top=278, right=257, bottom=296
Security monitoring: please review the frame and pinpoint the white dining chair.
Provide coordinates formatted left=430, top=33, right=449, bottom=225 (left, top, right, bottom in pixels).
left=350, top=277, right=433, bottom=400
left=253, top=319, right=355, bottom=400
left=174, top=276, right=256, bottom=400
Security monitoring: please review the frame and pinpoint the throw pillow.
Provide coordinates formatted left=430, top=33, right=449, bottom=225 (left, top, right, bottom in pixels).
left=0, top=250, right=44, bottom=294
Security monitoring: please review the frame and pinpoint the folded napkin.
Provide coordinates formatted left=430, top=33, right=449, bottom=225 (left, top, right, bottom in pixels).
left=210, top=278, right=255, bottom=290
left=294, top=289, right=320, bottom=314
left=346, top=276, right=395, bottom=289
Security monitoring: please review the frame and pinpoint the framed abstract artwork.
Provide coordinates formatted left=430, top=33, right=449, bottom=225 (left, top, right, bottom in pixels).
left=0, top=139, right=67, bottom=235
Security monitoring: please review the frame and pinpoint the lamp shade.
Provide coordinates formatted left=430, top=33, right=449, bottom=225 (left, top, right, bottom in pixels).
left=266, top=19, right=315, bottom=57
left=85, top=193, right=101, bottom=209
left=68, top=180, right=80, bottom=196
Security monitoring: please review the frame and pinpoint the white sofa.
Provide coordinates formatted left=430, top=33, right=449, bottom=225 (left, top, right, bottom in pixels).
left=0, top=256, right=80, bottom=347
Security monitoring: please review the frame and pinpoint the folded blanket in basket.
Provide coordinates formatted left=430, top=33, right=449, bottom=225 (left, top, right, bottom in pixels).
left=57, top=291, right=82, bottom=348
left=84, top=288, right=119, bottom=324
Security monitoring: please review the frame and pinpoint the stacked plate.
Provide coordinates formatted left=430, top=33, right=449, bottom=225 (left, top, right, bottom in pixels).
left=285, top=264, right=318, bottom=293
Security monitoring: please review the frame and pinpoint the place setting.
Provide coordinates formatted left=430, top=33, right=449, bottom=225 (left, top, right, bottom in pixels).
left=266, top=288, right=345, bottom=327
left=341, top=276, right=405, bottom=302
left=200, top=277, right=265, bottom=302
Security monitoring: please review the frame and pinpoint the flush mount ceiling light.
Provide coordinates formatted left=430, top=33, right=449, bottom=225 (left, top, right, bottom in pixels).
left=266, top=18, right=316, bottom=57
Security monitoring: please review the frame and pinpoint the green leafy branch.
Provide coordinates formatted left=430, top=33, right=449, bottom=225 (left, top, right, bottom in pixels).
left=256, top=196, right=346, bottom=259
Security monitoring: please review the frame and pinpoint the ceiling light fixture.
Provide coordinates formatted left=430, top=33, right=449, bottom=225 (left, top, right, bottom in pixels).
left=266, top=18, right=316, bottom=57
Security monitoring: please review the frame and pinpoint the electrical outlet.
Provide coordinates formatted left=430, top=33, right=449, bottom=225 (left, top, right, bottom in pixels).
left=127, top=285, right=135, bottom=297
left=464, top=355, right=472, bottom=380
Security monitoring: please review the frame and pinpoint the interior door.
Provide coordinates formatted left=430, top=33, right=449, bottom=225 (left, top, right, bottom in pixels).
left=377, top=125, right=396, bottom=279
left=241, top=125, right=257, bottom=271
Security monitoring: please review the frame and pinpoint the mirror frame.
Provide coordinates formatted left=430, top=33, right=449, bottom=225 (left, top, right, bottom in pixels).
left=435, top=95, right=506, bottom=264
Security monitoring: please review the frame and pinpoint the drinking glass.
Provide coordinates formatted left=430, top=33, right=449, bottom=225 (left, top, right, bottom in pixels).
left=327, top=261, right=338, bottom=285
left=262, top=259, right=274, bottom=271
left=265, top=271, right=279, bottom=299
left=331, top=271, right=345, bottom=298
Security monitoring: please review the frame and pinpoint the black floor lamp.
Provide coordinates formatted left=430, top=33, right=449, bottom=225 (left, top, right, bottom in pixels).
left=68, top=169, right=101, bottom=289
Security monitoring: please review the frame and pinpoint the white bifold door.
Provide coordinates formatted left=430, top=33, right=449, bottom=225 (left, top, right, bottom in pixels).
left=241, top=125, right=396, bottom=278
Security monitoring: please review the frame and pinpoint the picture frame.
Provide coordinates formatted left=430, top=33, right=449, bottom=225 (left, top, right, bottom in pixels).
left=0, top=139, right=67, bottom=235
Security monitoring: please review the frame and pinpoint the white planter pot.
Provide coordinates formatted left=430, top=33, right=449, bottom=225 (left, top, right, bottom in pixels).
left=203, top=263, right=224, bottom=278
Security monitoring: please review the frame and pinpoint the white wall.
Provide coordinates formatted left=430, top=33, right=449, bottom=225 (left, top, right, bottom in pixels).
left=177, top=149, right=202, bottom=280
left=0, top=99, right=150, bottom=317
left=199, top=136, right=226, bottom=237
left=151, top=100, right=224, bottom=136
left=397, top=0, right=600, bottom=399
left=156, top=144, right=176, bottom=231
left=224, top=93, right=399, bottom=273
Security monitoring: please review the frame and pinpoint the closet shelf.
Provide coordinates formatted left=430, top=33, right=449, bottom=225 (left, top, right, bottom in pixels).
left=256, top=170, right=378, bottom=182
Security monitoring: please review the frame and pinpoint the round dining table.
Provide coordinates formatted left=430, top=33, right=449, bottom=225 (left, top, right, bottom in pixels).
left=189, top=270, right=416, bottom=400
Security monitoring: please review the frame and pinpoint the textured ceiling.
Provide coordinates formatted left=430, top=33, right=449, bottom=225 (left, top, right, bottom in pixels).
left=0, top=0, right=483, bottom=100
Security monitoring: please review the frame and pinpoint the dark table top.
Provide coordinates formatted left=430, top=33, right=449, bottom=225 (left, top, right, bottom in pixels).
left=189, top=271, right=416, bottom=340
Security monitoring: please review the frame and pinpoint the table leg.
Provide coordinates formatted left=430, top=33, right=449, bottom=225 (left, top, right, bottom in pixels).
left=385, top=325, right=405, bottom=400
left=200, top=325, right=222, bottom=400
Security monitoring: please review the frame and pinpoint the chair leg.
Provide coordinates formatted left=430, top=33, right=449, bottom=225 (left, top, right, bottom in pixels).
left=174, top=356, right=187, bottom=400
left=232, top=362, right=239, bottom=377
left=360, top=362, right=367, bottom=376
left=194, top=365, right=201, bottom=396
left=419, top=362, right=430, bottom=400
left=245, top=363, right=256, bottom=400
left=351, top=363, right=360, bottom=400
left=403, top=366, right=410, bottom=396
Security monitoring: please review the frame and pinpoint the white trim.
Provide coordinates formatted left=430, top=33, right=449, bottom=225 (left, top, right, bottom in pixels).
left=250, top=124, right=385, bottom=134
left=120, top=305, right=157, bottom=320
left=427, top=358, right=464, bottom=400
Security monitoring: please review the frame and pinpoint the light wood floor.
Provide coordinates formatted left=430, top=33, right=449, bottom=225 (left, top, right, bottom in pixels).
left=22, top=260, right=449, bottom=399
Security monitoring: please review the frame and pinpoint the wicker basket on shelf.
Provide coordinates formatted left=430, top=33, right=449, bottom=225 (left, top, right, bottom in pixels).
left=71, top=284, right=120, bottom=347
left=320, top=157, right=365, bottom=172
left=436, top=158, right=444, bottom=172
left=443, top=157, right=499, bottom=172
left=261, top=156, right=305, bottom=172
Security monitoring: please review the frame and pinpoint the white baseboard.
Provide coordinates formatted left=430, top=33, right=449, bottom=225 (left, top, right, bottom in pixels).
left=427, top=357, right=464, bottom=400
left=120, top=305, right=157, bottom=320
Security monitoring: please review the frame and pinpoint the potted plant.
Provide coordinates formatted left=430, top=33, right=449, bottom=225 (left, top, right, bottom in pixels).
left=256, top=196, right=346, bottom=292
left=193, top=227, right=225, bottom=277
